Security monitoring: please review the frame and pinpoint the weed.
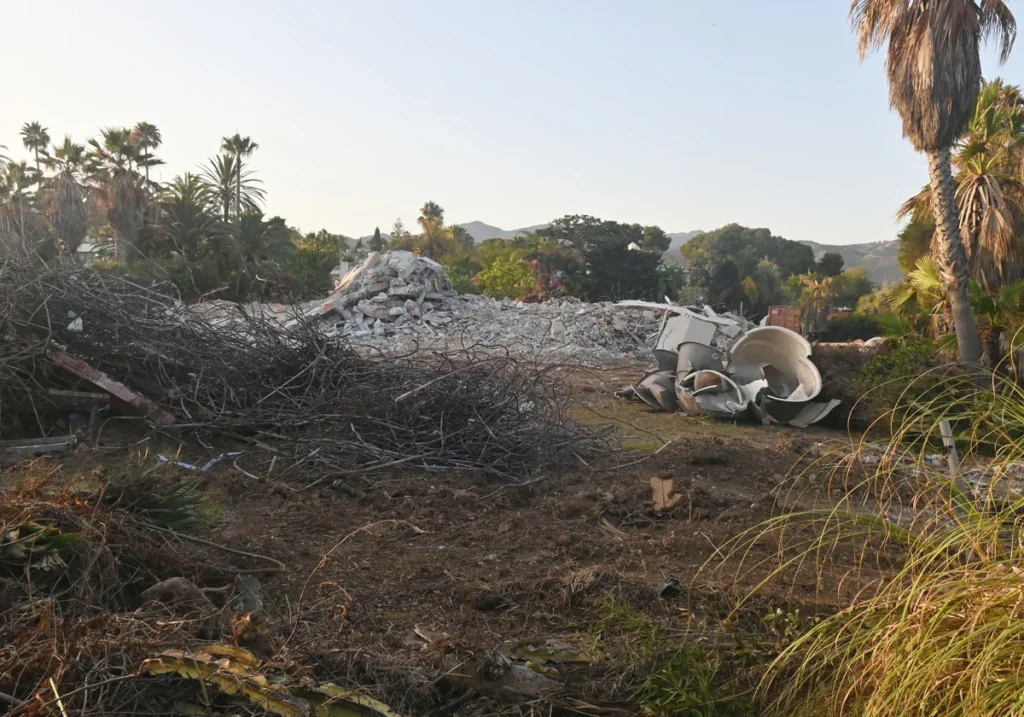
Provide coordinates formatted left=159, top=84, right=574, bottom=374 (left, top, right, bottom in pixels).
left=588, top=595, right=759, bottom=716
left=724, top=370, right=1024, bottom=716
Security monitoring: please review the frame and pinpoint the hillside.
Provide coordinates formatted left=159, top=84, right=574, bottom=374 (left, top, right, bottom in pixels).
left=800, top=239, right=902, bottom=284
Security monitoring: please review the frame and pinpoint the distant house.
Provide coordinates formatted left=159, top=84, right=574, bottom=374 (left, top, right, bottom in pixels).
left=75, top=241, right=112, bottom=266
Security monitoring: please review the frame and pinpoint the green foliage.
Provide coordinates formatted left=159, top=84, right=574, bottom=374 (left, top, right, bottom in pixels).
left=897, top=215, right=934, bottom=275
left=682, top=224, right=815, bottom=313
left=853, top=338, right=951, bottom=425
left=831, top=267, right=874, bottom=307
left=535, top=215, right=669, bottom=301
left=819, top=314, right=881, bottom=342
left=441, top=254, right=480, bottom=295
left=590, top=596, right=757, bottom=717
left=816, top=252, right=845, bottom=277
left=641, top=649, right=745, bottom=717
left=368, top=226, right=386, bottom=252
left=1, top=521, right=80, bottom=572
left=474, top=256, right=534, bottom=299
left=728, top=369, right=1024, bottom=716
left=291, top=230, right=340, bottom=297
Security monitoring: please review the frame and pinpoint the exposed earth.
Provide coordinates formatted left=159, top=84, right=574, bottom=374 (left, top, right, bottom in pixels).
left=1, top=363, right=876, bottom=716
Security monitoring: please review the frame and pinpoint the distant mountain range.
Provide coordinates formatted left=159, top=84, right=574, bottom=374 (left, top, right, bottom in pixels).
left=363, top=222, right=903, bottom=286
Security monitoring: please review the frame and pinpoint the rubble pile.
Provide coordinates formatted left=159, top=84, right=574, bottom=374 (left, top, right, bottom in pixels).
left=311, top=250, right=458, bottom=338
left=194, top=251, right=664, bottom=360
left=625, top=303, right=840, bottom=427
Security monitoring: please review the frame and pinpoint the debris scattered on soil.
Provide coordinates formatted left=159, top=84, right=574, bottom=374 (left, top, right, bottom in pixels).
left=625, top=304, right=840, bottom=427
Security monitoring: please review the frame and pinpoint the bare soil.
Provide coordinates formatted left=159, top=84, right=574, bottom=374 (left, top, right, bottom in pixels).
left=2, top=364, right=870, bottom=715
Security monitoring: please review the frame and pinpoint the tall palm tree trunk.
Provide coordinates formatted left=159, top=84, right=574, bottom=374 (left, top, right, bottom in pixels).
left=927, top=148, right=984, bottom=366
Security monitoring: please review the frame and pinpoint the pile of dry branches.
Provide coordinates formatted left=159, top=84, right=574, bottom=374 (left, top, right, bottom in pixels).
left=0, top=464, right=227, bottom=715
left=0, top=259, right=607, bottom=480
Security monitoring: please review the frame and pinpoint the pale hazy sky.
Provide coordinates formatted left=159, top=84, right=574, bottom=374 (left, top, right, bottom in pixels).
left=2, top=1, right=1020, bottom=244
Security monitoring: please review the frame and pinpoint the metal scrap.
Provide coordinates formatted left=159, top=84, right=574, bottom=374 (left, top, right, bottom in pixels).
left=621, top=302, right=839, bottom=427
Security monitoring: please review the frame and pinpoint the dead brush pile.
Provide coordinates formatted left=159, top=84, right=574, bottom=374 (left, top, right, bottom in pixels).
left=0, top=466, right=224, bottom=714
left=0, top=258, right=608, bottom=481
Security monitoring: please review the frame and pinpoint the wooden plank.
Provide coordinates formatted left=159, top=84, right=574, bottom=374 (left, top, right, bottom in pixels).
left=47, top=349, right=176, bottom=426
left=0, top=436, right=75, bottom=456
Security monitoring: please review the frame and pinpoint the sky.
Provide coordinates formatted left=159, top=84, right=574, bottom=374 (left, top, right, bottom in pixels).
left=2, top=1, right=1022, bottom=246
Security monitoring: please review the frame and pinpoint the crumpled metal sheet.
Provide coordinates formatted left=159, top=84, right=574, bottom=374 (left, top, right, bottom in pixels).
left=620, top=302, right=838, bottom=428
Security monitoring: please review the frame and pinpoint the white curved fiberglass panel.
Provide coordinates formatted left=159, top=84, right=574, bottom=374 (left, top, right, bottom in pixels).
left=728, top=327, right=821, bottom=403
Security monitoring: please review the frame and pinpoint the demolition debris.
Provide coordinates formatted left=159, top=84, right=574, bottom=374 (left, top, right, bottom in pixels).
left=0, top=258, right=607, bottom=480
left=624, top=303, right=840, bottom=427
left=192, top=251, right=663, bottom=360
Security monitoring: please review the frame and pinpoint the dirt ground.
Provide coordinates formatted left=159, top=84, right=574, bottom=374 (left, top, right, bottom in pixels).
left=2, top=363, right=871, bottom=715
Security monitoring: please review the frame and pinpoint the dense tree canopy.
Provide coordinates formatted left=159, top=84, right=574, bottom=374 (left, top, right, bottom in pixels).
left=682, top=224, right=816, bottom=311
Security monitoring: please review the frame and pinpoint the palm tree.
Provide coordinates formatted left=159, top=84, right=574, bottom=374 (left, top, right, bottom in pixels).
left=225, top=211, right=294, bottom=295
left=0, top=162, right=31, bottom=246
left=900, top=79, right=1024, bottom=289
left=852, top=0, right=1017, bottom=366
left=131, top=122, right=163, bottom=182
left=800, top=275, right=835, bottom=335
left=886, top=254, right=952, bottom=338
left=87, top=127, right=147, bottom=263
left=200, top=154, right=266, bottom=221
left=221, top=134, right=259, bottom=217
left=43, top=137, right=89, bottom=255
left=449, top=225, right=474, bottom=254
left=20, top=122, right=50, bottom=173
left=417, top=201, right=453, bottom=259
left=156, top=173, right=220, bottom=260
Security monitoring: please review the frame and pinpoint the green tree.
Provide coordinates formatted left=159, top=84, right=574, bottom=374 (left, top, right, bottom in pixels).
left=800, top=275, right=835, bottom=335
left=225, top=211, right=294, bottom=295
left=156, top=173, right=220, bottom=260
left=369, top=226, right=386, bottom=252
left=897, top=212, right=934, bottom=275
left=292, top=229, right=341, bottom=296
left=390, top=217, right=412, bottom=249
left=201, top=154, right=265, bottom=221
left=44, top=136, right=89, bottom=255
left=817, top=252, right=845, bottom=276
left=682, top=224, right=814, bottom=310
left=534, top=215, right=665, bottom=301
left=0, top=160, right=37, bottom=250
left=221, top=134, right=259, bottom=217
left=474, top=256, right=534, bottom=299
left=641, top=225, right=671, bottom=252
left=449, top=225, right=475, bottom=254
left=416, top=201, right=454, bottom=259
left=20, top=121, right=50, bottom=173
left=87, top=127, right=147, bottom=263
left=131, top=122, right=163, bottom=182
left=852, top=0, right=1016, bottom=366
left=832, top=267, right=875, bottom=308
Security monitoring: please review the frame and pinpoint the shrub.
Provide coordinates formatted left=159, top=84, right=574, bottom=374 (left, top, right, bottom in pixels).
left=719, top=370, right=1024, bottom=717
left=819, top=314, right=881, bottom=342
left=473, top=256, right=534, bottom=299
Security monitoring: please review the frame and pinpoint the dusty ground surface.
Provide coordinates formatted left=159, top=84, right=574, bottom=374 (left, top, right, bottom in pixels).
left=1, top=363, right=874, bottom=716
